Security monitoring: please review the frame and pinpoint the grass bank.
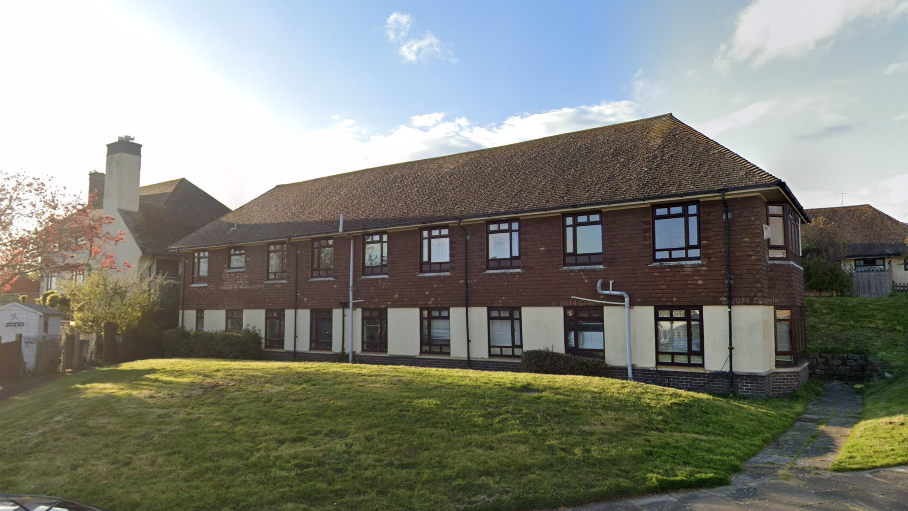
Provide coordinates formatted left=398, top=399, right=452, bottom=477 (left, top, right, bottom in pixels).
left=806, top=294, right=908, bottom=471
left=0, top=359, right=814, bottom=511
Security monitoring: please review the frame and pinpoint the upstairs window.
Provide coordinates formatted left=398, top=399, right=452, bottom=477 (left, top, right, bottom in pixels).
left=310, top=309, right=333, bottom=350
left=655, top=307, right=703, bottom=366
left=653, top=203, right=700, bottom=261
left=563, top=213, right=603, bottom=266
left=775, top=307, right=806, bottom=366
left=195, top=310, right=205, bottom=331
left=192, top=251, right=208, bottom=284
left=311, top=238, right=334, bottom=278
left=487, top=220, right=520, bottom=269
left=226, top=309, right=243, bottom=332
left=564, top=307, right=604, bottom=357
left=421, top=227, right=450, bottom=273
left=767, top=203, right=801, bottom=259
left=267, top=243, right=287, bottom=280
left=228, top=247, right=246, bottom=270
left=420, top=308, right=451, bottom=354
left=363, top=233, right=388, bottom=275
left=265, top=310, right=285, bottom=349
left=362, top=309, right=388, bottom=352
left=46, top=273, right=58, bottom=291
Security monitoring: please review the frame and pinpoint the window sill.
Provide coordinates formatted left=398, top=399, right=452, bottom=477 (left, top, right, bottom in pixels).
left=264, top=279, right=288, bottom=284
left=418, top=272, right=451, bottom=277
left=484, top=269, right=523, bottom=274
left=648, top=260, right=703, bottom=267
left=226, top=268, right=245, bottom=273
left=419, top=352, right=452, bottom=357
left=655, top=365, right=707, bottom=372
left=190, top=283, right=208, bottom=287
left=361, top=274, right=389, bottom=279
left=560, top=265, right=605, bottom=271
left=487, top=356, right=523, bottom=361
left=769, top=260, right=804, bottom=270
left=309, top=277, right=335, bottom=282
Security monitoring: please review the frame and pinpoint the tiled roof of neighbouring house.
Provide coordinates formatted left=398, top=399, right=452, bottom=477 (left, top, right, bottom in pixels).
left=172, top=113, right=800, bottom=249
left=122, top=179, right=231, bottom=257
left=804, top=204, right=908, bottom=258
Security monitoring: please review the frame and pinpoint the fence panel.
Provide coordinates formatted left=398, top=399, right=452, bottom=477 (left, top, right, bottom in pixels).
left=852, top=269, right=892, bottom=297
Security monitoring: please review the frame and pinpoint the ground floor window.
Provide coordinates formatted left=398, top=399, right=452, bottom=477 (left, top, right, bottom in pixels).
left=564, top=307, right=604, bottom=357
left=655, top=307, right=703, bottom=366
left=195, top=310, right=205, bottom=331
left=310, top=309, right=333, bottom=351
left=226, top=309, right=243, bottom=332
left=362, top=309, right=388, bottom=352
left=420, top=308, right=450, bottom=354
left=489, top=308, right=522, bottom=357
left=775, top=307, right=806, bottom=366
left=265, top=310, right=284, bottom=349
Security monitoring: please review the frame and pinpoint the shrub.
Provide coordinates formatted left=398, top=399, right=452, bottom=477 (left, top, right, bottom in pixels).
left=522, top=349, right=612, bottom=377
left=163, top=327, right=192, bottom=358
left=163, top=327, right=265, bottom=360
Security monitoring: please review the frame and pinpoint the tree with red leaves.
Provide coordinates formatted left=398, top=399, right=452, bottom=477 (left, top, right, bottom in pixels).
left=0, top=169, right=127, bottom=294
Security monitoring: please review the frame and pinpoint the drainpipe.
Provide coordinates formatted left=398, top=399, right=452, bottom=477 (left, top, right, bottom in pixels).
left=179, top=253, right=188, bottom=329
left=291, top=237, right=299, bottom=361
left=722, top=191, right=735, bottom=394
left=339, top=213, right=354, bottom=363
left=457, top=219, right=472, bottom=369
left=593, top=279, right=633, bottom=381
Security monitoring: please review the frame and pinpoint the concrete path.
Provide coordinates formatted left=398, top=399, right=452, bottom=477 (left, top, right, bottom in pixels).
left=559, top=383, right=908, bottom=511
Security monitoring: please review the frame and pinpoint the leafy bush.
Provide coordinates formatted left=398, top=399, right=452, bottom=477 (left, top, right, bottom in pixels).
left=522, top=349, right=612, bottom=377
left=162, top=327, right=264, bottom=360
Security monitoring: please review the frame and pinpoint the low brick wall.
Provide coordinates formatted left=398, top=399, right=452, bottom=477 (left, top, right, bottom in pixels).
left=807, top=353, right=886, bottom=381
left=265, top=351, right=809, bottom=397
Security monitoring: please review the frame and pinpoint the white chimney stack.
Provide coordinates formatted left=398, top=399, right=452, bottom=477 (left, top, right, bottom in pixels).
left=103, top=136, right=142, bottom=212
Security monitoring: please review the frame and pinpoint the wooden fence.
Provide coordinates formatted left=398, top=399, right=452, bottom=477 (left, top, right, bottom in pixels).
left=0, top=336, right=25, bottom=385
left=852, top=268, right=892, bottom=298
left=895, top=282, right=908, bottom=294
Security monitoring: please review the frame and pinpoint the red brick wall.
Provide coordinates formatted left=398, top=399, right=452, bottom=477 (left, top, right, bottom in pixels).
left=183, top=194, right=802, bottom=312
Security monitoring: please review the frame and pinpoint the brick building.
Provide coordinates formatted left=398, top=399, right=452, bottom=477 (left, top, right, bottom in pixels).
left=172, top=114, right=809, bottom=396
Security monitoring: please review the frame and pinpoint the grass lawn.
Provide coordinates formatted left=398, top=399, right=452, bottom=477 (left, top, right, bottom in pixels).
left=0, top=359, right=816, bottom=511
left=806, top=295, right=908, bottom=471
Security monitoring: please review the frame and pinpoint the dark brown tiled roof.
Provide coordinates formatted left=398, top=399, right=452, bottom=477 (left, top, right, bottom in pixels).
left=122, top=179, right=231, bottom=257
left=172, top=114, right=797, bottom=249
left=804, top=205, right=908, bottom=258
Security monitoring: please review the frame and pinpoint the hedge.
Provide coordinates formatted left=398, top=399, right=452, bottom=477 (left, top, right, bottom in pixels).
left=163, top=327, right=265, bottom=360
left=521, top=349, right=612, bottom=377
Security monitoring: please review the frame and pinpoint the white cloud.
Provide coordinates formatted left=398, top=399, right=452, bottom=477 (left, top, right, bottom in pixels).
left=384, top=12, right=455, bottom=63
left=631, top=69, right=666, bottom=104
left=411, top=112, right=445, bottom=127
left=695, top=101, right=777, bottom=137
left=883, top=61, right=908, bottom=74
left=715, top=0, right=904, bottom=69
left=799, top=172, right=908, bottom=221
left=895, top=112, right=908, bottom=122
left=385, top=12, right=412, bottom=41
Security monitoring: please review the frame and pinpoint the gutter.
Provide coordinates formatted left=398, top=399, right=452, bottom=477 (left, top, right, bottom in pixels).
left=457, top=220, right=472, bottom=369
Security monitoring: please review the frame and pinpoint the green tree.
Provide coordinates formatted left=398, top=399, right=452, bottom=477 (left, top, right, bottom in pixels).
left=802, top=215, right=852, bottom=294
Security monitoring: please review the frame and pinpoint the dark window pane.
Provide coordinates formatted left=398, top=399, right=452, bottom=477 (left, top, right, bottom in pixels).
left=655, top=217, right=686, bottom=249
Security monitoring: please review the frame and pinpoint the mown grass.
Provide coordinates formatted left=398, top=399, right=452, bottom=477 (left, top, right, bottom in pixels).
left=0, top=359, right=814, bottom=511
left=806, top=295, right=908, bottom=471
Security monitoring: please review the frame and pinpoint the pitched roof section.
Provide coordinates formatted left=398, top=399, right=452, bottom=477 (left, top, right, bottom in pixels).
left=804, top=204, right=908, bottom=258
left=1, top=302, right=65, bottom=315
left=123, top=178, right=231, bottom=257
left=172, top=114, right=795, bottom=249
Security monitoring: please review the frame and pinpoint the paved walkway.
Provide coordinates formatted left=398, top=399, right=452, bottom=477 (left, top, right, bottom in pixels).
left=561, top=383, right=908, bottom=510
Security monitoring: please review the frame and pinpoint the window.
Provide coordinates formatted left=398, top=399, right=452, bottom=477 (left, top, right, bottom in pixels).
left=421, top=227, right=450, bottom=273
left=192, top=251, right=209, bottom=284
left=311, top=238, right=334, bottom=278
left=265, top=310, right=284, bottom=349
left=363, top=233, right=388, bottom=275
left=653, top=203, right=700, bottom=261
left=226, top=309, right=243, bottom=332
left=489, top=308, right=522, bottom=357
left=487, top=221, right=520, bottom=269
left=228, top=247, right=246, bottom=270
left=564, top=307, right=604, bottom=357
left=775, top=307, right=806, bottom=365
left=420, top=308, right=450, bottom=354
left=563, top=213, right=603, bottom=266
left=195, top=310, right=205, bottom=331
left=855, top=258, right=885, bottom=268
left=267, top=243, right=287, bottom=280
left=310, top=309, right=333, bottom=350
left=655, top=307, right=703, bottom=366
left=362, top=309, right=388, bottom=352
left=46, top=273, right=58, bottom=291
left=767, top=203, right=802, bottom=259
left=71, top=268, right=86, bottom=284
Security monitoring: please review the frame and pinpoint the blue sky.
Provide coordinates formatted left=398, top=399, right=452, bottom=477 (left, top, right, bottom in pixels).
left=1, top=0, right=907, bottom=219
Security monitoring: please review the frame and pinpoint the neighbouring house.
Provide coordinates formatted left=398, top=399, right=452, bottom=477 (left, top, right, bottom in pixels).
left=0, top=302, right=63, bottom=371
left=804, top=205, right=908, bottom=288
left=41, top=137, right=231, bottom=293
left=171, top=114, right=810, bottom=396
left=0, top=276, right=40, bottom=305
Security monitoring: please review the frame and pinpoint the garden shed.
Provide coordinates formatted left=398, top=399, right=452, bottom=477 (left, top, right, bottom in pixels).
left=0, top=302, right=63, bottom=372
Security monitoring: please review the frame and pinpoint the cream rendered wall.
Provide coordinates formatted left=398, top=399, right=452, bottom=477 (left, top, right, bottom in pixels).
left=889, top=257, right=908, bottom=284
left=603, top=306, right=656, bottom=369
left=388, top=308, right=420, bottom=356
left=244, top=310, right=266, bottom=337
left=703, top=306, right=774, bottom=373
left=182, top=310, right=196, bottom=330
left=204, top=310, right=225, bottom=332
left=448, top=307, right=487, bottom=359
left=521, top=307, right=564, bottom=352
left=350, top=308, right=363, bottom=353
left=283, top=309, right=297, bottom=351
left=296, top=309, right=310, bottom=351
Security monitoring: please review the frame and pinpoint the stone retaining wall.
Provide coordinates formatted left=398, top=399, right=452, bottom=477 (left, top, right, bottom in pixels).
left=807, top=353, right=886, bottom=381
